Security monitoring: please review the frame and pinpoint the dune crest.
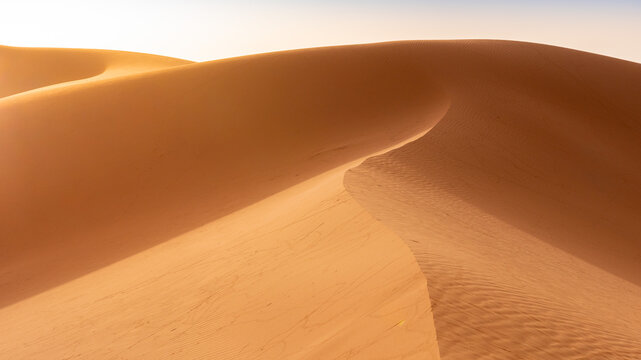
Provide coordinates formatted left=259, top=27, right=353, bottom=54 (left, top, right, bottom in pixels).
left=0, top=46, right=191, bottom=99
left=345, top=40, right=641, bottom=359
left=2, top=40, right=641, bottom=359
left=0, top=43, right=448, bottom=308
left=1, top=42, right=446, bottom=359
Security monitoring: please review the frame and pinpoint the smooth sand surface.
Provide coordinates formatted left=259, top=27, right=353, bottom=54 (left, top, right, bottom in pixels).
left=0, top=45, right=191, bottom=99
left=1, top=43, right=445, bottom=359
left=1, top=40, right=640, bottom=359
left=1, top=169, right=439, bottom=359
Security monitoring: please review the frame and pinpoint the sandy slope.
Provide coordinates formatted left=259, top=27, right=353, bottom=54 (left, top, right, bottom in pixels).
left=1, top=169, right=439, bottom=359
left=0, top=45, right=191, bottom=99
left=2, top=40, right=641, bottom=359
left=0, top=44, right=444, bottom=359
left=345, top=41, right=641, bottom=359
left=0, top=44, right=447, bottom=308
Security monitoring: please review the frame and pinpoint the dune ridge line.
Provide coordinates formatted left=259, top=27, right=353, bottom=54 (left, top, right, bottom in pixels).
left=2, top=40, right=641, bottom=359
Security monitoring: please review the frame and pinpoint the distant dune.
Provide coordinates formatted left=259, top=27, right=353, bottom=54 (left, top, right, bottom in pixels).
left=1, top=41, right=640, bottom=359
left=0, top=46, right=191, bottom=99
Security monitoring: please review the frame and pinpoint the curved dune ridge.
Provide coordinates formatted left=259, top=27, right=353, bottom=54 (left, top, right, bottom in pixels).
left=344, top=41, right=641, bottom=358
left=1, top=42, right=446, bottom=359
left=0, top=45, right=191, bottom=99
left=1, top=40, right=640, bottom=359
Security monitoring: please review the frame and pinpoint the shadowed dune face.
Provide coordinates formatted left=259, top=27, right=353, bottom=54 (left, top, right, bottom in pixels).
left=345, top=41, right=641, bottom=359
left=0, top=44, right=448, bottom=307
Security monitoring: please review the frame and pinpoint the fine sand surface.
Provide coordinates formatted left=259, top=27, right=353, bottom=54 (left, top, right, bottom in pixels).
left=344, top=41, right=641, bottom=359
left=0, top=45, right=192, bottom=99
left=1, top=168, right=439, bottom=359
left=1, top=43, right=445, bottom=359
left=1, top=41, right=641, bottom=359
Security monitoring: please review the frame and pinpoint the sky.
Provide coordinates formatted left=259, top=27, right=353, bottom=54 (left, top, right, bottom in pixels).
left=2, top=0, right=640, bottom=63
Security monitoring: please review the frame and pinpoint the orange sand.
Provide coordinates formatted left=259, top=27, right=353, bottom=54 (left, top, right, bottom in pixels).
left=345, top=41, right=641, bottom=359
left=1, top=41, right=640, bottom=359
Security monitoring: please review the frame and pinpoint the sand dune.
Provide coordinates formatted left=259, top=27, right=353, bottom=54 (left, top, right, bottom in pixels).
left=1, top=40, right=640, bottom=359
left=1, top=42, right=444, bottom=358
left=0, top=45, right=191, bottom=99
left=1, top=169, right=439, bottom=359
left=0, top=43, right=447, bottom=308
left=345, top=41, right=641, bottom=359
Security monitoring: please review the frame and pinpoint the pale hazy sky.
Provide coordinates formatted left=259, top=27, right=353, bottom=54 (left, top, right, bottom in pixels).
left=2, top=0, right=640, bottom=63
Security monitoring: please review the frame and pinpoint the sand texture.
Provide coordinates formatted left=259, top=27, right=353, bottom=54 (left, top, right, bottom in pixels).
left=1, top=40, right=640, bottom=359
left=345, top=41, right=641, bottom=359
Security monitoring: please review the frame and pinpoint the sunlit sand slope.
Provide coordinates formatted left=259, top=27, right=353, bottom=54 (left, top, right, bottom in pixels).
left=0, top=43, right=446, bottom=359
left=345, top=40, right=641, bottom=359
left=1, top=170, right=439, bottom=359
left=2, top=40, right=641, bottom=359
left=0, top=44, right=448, bottom=308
